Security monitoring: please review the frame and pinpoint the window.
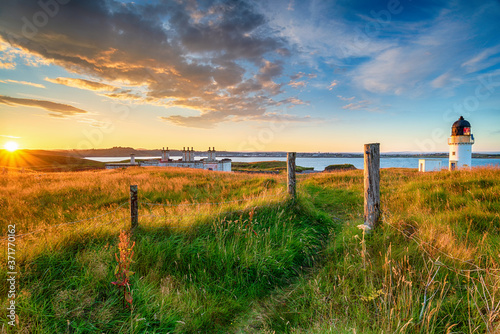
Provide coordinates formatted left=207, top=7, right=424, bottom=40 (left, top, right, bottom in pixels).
left=452, top=151, right=456, bottom=156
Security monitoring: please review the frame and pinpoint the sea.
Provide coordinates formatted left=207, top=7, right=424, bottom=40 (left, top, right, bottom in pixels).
left=85, top=156, right=500, bottom=171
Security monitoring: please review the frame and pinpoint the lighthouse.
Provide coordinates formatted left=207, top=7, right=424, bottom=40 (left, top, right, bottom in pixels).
left=448, top=116, right=474, bottom=170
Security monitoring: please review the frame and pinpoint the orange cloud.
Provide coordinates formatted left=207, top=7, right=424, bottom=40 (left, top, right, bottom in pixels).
left=45, top=77, right=117, bottom=92
left=0, top=79, right=45, bottom=88
left=0, top=95, right=89, bottom=118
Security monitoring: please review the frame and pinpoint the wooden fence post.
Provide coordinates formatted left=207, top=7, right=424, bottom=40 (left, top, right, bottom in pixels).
left=287, top=152, right=296, bottom=200
left=130, top=185, right=138, bottom=229
left=364, top=143, right=380, bottom=229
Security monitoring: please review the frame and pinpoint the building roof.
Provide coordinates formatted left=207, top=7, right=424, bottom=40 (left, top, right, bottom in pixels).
left=451, top=116, right=471, bottom=136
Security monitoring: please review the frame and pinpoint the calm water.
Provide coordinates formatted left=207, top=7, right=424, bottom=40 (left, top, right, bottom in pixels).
left=86, top=156, right=500, bottom=171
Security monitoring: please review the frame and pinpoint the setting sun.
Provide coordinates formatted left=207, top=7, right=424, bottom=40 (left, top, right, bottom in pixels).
left=4, top=141, right=19, bottom=152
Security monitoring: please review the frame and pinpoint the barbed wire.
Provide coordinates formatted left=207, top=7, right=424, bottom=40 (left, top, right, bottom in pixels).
left=0, top=201, right=129, bottom=241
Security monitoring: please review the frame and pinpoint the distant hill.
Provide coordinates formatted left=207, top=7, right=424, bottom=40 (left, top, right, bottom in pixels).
left=0, top=150, right=105, bottom=172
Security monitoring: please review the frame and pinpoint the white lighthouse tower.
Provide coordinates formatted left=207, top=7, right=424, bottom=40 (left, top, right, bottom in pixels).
left=448, top=116, right=474, bottom=170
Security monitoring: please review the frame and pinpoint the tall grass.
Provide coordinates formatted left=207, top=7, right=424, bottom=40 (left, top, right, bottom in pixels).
left=0, top=167, right=334, bottom=333
left=256, top=167, right=500, bottom=333
left=1, top=166, right=499, bottom=332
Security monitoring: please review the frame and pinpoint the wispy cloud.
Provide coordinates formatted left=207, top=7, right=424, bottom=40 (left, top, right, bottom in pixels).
left=0, top=95, right=89, bottom=118
left=337, top=95, right=355, bottom=101
left=342, top=100, right=371, bottom=110
left=0, top=79, right=45, bottom=88
left=288, top=80, right=307, bottom=88
left=352, top=5, right=500, bottom=96
left=45, top=77, right=117, bottom=92
left=0, top=135, right=21, bottom=139
left=328, top=81, right=338, bottom=90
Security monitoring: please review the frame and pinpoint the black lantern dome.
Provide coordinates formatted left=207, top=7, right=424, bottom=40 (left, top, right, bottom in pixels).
left=451, top=116, right=471, bottom=136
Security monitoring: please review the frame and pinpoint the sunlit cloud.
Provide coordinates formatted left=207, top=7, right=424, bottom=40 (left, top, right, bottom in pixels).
left=45, top=77, right=118, bottom=92
left=288, top=80, right=307, bottom=88
left=0, top=95, right=89, bottom=118
left=0, top=79, right=45, bottom=88
left=328, top=81, right=338, bottom=90
left=0, top=0, right=300, bottom=127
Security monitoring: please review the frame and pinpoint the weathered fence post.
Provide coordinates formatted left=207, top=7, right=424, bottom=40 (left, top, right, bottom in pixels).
left=130, top=185, right=138, bottom=229
left=287, top=152, right=296, bottom=200
left=364, top=143, right=380, bottom=229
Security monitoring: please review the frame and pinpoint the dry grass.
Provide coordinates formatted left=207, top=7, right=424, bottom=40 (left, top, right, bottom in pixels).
left=0, top=167, right=286, bottom=264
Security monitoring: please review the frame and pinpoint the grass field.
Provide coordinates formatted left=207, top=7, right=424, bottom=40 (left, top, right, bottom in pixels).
left=231, top=160, right=314, bottom=173
left=1, top=166, right=499, bottom=333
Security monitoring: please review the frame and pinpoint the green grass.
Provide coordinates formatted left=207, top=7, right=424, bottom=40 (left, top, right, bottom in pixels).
left=1, top=167, right=499, bottom=333
left=232, top=161, right=314, bottom=173
left=323, top=163, right=357, bottom=172
left=252, top=167, right=500, bottom=333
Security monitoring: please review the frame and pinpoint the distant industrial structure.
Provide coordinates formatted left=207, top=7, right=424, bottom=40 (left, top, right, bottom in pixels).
left=448, top=116, right=474, bottom=170
left=105, top=147, right=231, bottom=172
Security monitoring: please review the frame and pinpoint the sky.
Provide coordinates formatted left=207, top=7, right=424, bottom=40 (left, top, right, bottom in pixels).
left=0, top=0, right=500, bottom=153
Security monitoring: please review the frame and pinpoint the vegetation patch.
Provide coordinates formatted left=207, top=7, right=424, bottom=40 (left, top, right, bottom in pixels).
left=232, top=160, right=314, bottom=173
left=323, top=163, right=357, bottom=172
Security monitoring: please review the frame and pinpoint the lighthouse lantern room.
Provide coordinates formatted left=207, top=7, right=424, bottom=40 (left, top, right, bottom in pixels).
left=448, top=116, right=474, bottom=170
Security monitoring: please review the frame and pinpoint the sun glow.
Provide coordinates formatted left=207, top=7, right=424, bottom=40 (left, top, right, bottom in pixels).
left=4, top=141, right=19, bottom=152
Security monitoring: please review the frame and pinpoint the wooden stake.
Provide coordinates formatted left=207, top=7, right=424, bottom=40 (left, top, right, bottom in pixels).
left=130, top=185, right=138, bottom=229
left=364, top=143, right=380, bottom=229
left=287, top=152, right=296, bottom=200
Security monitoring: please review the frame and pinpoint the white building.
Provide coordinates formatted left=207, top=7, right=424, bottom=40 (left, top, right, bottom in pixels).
left=106, top=147, right=231, bottom=172
left=448, top=116, right=474, bottom=170
left=418, top=159, right=442, bottom=172
left=158, top=147, right=231, bottom=172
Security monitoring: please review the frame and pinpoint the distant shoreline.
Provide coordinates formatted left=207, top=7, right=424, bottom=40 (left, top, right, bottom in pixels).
left=55, top=148, right=500, bottom=159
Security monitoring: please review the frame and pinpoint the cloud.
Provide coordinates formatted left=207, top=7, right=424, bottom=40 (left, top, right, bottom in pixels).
left=248, top=112, right=312, bottom=123
left=277, top=97, right=307, bottom=106
left=461, top=45, right=500, bottom=74
left=288, top=72, right=315, bottom=88
left=290, top=72, right=316, bottom=80
left=0, top=38, right=50, bottom=68
left=352, top=4, right=500, bottom=95
left=0, top=0, right=296, bottom=127
left=260, top=0, right=395, bottom=66
left=337, top=95, right=355, bottom=101
left=0, top=95, right=89, bottom=118
left=328, top=81, right=338, bottom=90
left=288, top=80, right=306, bottom=88
left=0, top=135, right=21, bottom=139
left=0, top=79, right=45, bottom=88
left=342, top=100, right=371, bottom=110
left=45, top=77, right=118, bottom=92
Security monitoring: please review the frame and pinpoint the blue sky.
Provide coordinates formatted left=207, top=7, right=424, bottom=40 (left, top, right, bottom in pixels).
left=0, top=0, right=499, bottom=152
